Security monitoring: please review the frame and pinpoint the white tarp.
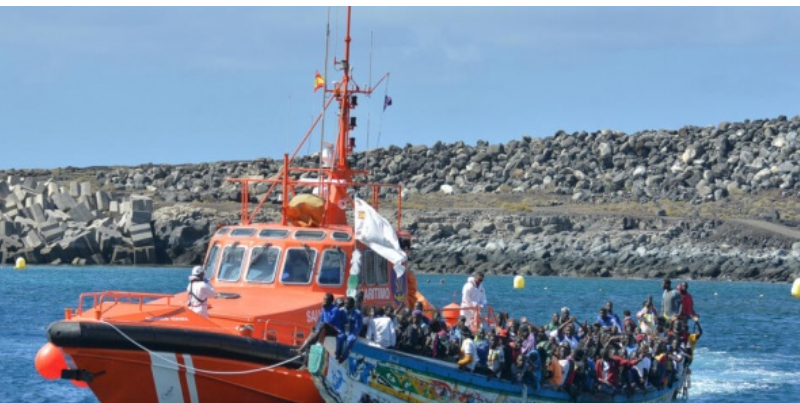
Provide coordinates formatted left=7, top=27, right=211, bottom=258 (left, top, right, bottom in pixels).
left=353, top=197, right=407, bottom=277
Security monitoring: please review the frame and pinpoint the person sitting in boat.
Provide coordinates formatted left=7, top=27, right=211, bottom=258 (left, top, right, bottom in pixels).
left=413, top=301, right=431, bottom=327
left=449, top=315, right=467, bottom=344
left=558, top=307, right=572, bottom=326
left=604, top=301, right=623, bottom=329
left=622, top=309, right=637, bottom=334
left=636, top=297, right=659, bottom=333
left=631, top=344, right=652, bottom=390
left=334, top=296, right=362, bottom=363
left=546, top=343, right=572, bottom=389
left=487, top=333, right=506, bottom=379
left=595, top=347, right=639, bottom=394
left=596, top=307, right=621, bottom=334
left=186, top=266, right=214, bottom=318
left=398, top=311, right=424, bottom=354
left=428, top=318, right=450, bottom=360
left=460, top=271, right=487, bottom=331
left=297, top=293, right=345, bottom=355
left=365, top=306, right=396, bottom=349
left=457, top=326, right=478, bottom=372
left=473, top=328, right=491, bottom=372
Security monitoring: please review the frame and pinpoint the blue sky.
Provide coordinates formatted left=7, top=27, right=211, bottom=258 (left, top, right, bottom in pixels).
left=2, top=7, right=800, bottom=170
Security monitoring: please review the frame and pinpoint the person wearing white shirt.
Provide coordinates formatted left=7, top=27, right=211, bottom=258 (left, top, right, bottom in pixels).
left=186, top=266, right=214, bottom=318
left=460, top=272, right=487, bottom=330
left=457, top=326, right=478, bottom=372
left=365, top=307, right=396, bottom=348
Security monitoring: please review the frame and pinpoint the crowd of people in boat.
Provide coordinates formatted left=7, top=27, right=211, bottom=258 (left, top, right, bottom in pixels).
left=303, top=274, right=701, bottom=397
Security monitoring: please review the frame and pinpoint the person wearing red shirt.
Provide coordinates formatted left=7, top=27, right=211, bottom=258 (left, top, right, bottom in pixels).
left=677, top=282, right=698, bottom=320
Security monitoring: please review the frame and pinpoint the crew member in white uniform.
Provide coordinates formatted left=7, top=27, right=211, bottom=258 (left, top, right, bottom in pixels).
left=187, top=266, right=215, bottom=318
left=460, top=271, right=487, bottom=331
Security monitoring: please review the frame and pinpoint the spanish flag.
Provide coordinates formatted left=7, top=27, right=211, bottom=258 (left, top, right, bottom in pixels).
left=314, top=71, right=325, bottom=92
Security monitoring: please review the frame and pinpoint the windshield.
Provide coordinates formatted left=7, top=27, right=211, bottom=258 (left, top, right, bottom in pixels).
left=218, top=245, right=246, bottom=281
left=318, top=248, right=345, bottom=286
left=246, top=246, right=280, bottom=283
left=281, top=247, right=317, bottom=284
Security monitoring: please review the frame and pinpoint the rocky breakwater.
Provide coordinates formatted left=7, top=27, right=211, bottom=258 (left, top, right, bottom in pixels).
left=6, top=114, right=800, bottom=208
left=405, top=209, right=800, bottom=282
left=0, top=176, right=169, bottom=265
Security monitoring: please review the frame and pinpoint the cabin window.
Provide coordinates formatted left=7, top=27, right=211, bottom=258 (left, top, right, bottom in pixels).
left=332, top=231, right=352, bottom=241
left=230, top=228, right=257, bottom=237
left=318, top=248, right=345, bottom=286
left=363, top=250, right=376, bottom=285
left=259, top=229, right=290, bottom=239
left=281, top=247, right=317, bottom=284
left=361, top=249, right=389, bottom=286
left=374, top=255, right=389, bottom=285
left=294, top=230, right=326, bottom=240
left=246, top=246, right=281, bottom=283
left=216, top=228, right=230, bottom=235
left=203, top=244, right=220, bottom=280
left=218, top=245, right=247, bottom=282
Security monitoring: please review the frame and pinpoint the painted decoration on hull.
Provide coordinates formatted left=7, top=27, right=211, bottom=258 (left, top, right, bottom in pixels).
left=390, top=267, right=406, bottom=307
left=311, top=342, right=684, bottom=403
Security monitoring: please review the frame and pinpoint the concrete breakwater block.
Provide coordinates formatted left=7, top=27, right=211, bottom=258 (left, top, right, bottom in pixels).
left=69, top=181, right=80, bottom=197
left=0, top=182, right=9, bottom=198
left=0, top=220, right=18, bottom=237
left=130, top=223, right=154, bottom=247
left=68, top=203, right=95, bottom=223
left=79, top=182, right=91, bottom=198
left=39, top=221, right=65, bottom=242
left=96, top=191, right=111, bottom=211
left=24, top=231, right=46, bottom=249
left=53, top=192, right=77, bottom=212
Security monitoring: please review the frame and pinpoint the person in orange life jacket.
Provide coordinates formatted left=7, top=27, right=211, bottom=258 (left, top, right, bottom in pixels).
left=677, top=282, right=699, bottom=320
left=187, top=266, right=214, bottom=318
left=334, top=296, right=362, bottom=363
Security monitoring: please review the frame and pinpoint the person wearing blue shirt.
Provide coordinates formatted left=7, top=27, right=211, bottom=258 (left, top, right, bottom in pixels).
left=298, top=293, right=343, bottom=355
left=596, top=307, right=621, bottom=333
left=335, top=296, right=363, bottom=363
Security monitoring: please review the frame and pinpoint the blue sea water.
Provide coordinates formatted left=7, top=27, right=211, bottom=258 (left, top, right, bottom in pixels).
left=2, top=265, right=799, bottom=403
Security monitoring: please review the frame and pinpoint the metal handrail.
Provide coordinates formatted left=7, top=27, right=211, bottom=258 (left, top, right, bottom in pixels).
left=74, top=291, right=177, bottom=316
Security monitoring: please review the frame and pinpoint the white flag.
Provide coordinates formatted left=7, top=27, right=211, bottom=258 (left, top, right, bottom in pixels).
left=354, top=198, right=407, bottom=277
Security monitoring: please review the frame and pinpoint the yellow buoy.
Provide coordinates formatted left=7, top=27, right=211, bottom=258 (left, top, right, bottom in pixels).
left=14, top=257, right=26, bottom=270
left=513, top=275, right=525, bottom=289
left=792, top=278, right=800, bottom=298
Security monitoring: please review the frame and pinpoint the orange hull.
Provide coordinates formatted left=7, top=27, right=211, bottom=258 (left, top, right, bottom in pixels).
left=63, top=347, right=322, bottom=403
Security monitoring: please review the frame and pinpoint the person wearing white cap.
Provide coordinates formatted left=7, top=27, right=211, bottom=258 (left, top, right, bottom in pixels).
left=187, top=266, right=215, bottom=318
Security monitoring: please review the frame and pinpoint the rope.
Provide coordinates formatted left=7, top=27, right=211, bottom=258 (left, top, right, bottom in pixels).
left=95, top=321, right=303, bottom=375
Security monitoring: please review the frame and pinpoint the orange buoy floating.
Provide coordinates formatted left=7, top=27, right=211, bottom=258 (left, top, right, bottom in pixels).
left=35, top=342, right=68, bottom=380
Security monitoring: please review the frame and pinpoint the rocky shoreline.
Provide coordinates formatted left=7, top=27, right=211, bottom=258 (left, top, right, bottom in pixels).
left=3, top=114, right=800, bottom=282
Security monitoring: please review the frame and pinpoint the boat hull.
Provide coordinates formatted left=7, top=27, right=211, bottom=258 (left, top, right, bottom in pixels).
left=309, top=337, right=686, bottom=403
left=49, top=321, right=323, bottom=403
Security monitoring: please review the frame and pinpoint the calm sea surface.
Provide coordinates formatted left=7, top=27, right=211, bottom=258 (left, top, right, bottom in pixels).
left=2, top=265, right=799, bottom=403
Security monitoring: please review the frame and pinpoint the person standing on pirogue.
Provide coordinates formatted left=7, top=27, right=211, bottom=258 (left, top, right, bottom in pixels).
left=461, top=271, right=487, bottom=331
left=660, top=278, right=681, bottom=322
left=186, top=266, right=214, bottom=318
